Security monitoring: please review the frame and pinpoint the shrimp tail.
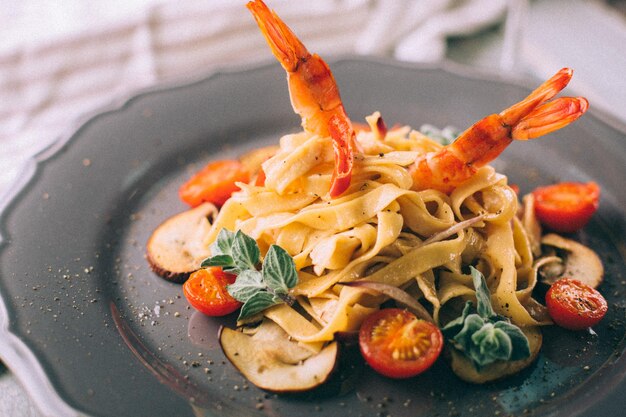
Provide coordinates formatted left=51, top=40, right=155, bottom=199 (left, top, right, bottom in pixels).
left=246, top=1, right=307, bottom=72
left=512, top=97, right=589, bottom=139
left=500, top=68, right=573, bottom=125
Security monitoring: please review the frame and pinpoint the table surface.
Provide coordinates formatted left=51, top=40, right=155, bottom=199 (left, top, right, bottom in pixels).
left=1, top=1, right=625, bottom=416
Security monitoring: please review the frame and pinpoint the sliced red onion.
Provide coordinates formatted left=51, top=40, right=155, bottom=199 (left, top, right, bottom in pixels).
left=421, top=214, right=486, bottom=247
left=376, top=115, right=388, bottom=139
left=340, top=281, right=434, bottom=323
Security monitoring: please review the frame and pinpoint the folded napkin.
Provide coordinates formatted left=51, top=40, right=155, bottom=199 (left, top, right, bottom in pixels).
left=0, top=0, right=508, bottom=199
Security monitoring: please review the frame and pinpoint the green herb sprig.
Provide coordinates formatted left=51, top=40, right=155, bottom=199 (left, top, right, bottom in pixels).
left=442, top=267, right=531, bottom=370
left=201, top=229, right=298, bottom=320
left=419, top=124, right=460, bottom=146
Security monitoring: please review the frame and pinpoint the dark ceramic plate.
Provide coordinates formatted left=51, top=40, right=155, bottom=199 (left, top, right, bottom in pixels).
left=1, top=58, right=626, bottom=417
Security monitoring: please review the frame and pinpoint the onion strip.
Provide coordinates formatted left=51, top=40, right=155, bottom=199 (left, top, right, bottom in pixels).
left=421, top=214, right=485, bottom=246
left=339, top=281, right=434, bottom=323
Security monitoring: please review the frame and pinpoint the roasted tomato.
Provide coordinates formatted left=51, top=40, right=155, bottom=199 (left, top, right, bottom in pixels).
left=179, top=160, right=250, bottom=207
left=532, top=182, right=600, bottom=233
left=546, top=278, right=607, bottom=330
left=183, top=268, right=241, bottom=316
left=359, top=309, right=443, bottom=378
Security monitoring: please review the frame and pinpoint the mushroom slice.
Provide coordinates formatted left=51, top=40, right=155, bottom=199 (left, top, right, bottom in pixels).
left=146, top=203, right=216, bottom=283
left=539, top=234, right=604, bottom=288
left=219, top=320, right=339, bottom=393
left=448, top=326, right=542, bottom=384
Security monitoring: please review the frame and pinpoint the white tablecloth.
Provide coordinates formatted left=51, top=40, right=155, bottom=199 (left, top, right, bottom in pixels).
left=2, top=0, right=626, bottom=202
left=0, top=0, right=513, bottom=200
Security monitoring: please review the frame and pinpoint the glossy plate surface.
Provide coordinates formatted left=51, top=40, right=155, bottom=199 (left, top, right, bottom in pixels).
left=1, top=59, right=625, bottom=417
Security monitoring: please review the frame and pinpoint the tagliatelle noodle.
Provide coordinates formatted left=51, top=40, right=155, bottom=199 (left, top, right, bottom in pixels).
left=205, top=114, right=546, bottom=347
left=484, top=222, right=541, bottom=326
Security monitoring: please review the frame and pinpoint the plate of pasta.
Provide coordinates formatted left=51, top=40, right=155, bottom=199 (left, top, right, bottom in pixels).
left=2, top=2, right=626, bottom=417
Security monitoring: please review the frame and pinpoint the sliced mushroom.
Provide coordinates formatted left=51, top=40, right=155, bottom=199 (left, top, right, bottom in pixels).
left=447, top=326, right=542, bottom=384
left=538, top=234, right=604, bottom=288
left=146, top=203, right=216, bottom=283
left=219, top=320, right=339, bottom=393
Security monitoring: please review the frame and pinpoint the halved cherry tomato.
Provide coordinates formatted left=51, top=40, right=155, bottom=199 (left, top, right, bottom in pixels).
left=179, top=160, right=250, bottom=207
left=532, top=181, right=600, bottom=233
left=183, top=268, right=242, bottom=316
left=545, top=278, right=607, bottom=330
left=359, top=309, right=443, bottom=379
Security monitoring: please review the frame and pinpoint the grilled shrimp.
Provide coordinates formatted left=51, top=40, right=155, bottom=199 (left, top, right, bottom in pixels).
left=247, top=0, right=358, bottom=197
left=410, top=68, right=589, bottom=193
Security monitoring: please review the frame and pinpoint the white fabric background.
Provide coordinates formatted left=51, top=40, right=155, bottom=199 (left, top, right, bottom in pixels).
left=2, top=0, right=626, bottom=221
left=0, top=0, right=511, bottom=200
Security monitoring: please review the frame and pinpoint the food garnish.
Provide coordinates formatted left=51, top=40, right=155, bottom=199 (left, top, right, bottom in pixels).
left=446, top=326, right=543, bottom=384
left=419, top=124, right=459, bottom=145
left=201, top=229, right=298, bottom=320
left=442, top=267, right=531, bottom=370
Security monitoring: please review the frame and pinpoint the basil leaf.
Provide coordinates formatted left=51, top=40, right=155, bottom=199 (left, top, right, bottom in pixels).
left=210, top=229, right=236, bottom=257
left=470, top=266, right=496, bottom=319
left=451, top=313, right=485, bottom=351
left=201, top=254, right=235, bottom=269
left=227, top=270, right=264, bottom=303
left=232, top=230, right=260, bottom=271
left=469, top=322, right=513, bottom=367
left=262, top=245, right=297, bottom=294
left=494, top=321, right=531, bottom=361
left=419, top=124, right=459, bottom=145
left=238, top=291, right=280, bottom=320
left=443, top=267, right=531, bottom=370
left=442, top=301, right=473, bottom=338
left=203, top=229, right=238, bottom=270
left=204, top=228, right=299, bottom=320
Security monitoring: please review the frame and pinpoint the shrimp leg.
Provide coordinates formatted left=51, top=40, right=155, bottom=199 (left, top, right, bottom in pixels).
left=410, top=68, right=589, bottom=193
left=247, top=0, right=357, bottom=197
